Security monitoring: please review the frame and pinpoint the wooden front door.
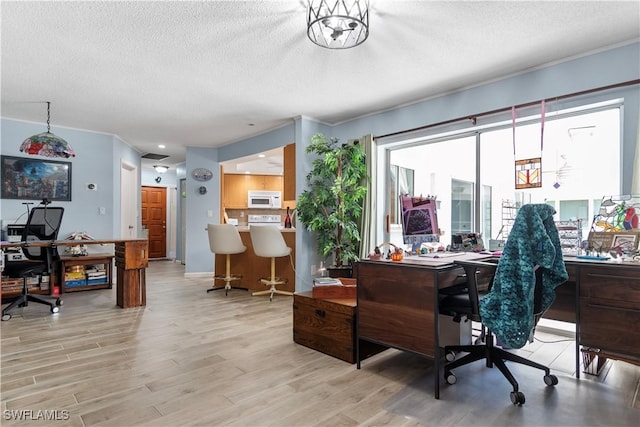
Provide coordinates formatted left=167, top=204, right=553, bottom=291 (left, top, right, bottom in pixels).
left=141, top=186, right=167, bottom=259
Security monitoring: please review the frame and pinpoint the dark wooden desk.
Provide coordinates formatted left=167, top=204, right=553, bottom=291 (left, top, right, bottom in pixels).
left=356, top=254, right=640, bottom=399
left=1, top=239, right=148, bottom=308
left=563, top=258, right=640, bottom=376
left=356, top=253, right=485, bottom=399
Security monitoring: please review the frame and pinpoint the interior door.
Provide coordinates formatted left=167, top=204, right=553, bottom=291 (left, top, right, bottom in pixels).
left=142, top=186, right=167, bottom=259
left=120, top=161, right=138, bottom=238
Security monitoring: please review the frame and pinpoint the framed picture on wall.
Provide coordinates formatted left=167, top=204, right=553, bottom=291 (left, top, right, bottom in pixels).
left=1, top=155, right=72, bottom=201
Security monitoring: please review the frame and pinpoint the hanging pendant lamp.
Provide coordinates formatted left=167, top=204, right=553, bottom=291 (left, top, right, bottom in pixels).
left=307, top=0, right=369, bottom=49
left=20, top=101, right=75, bottom=158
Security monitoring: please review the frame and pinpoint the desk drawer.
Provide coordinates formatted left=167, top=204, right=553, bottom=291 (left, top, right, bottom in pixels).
left=579, top=299, right=640, bottom=359
left=579, top=265, right=640, bottom=360
left=580, top=267, right=640, bottom=303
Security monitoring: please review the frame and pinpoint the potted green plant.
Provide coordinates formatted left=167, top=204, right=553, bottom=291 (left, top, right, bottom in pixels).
left=297, top=133, right=368, bottom=276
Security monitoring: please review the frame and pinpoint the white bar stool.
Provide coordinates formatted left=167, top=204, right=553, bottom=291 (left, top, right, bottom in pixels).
left=206, top=224, right=248, bottom=295
left=249, top=225, right=294, bottom=301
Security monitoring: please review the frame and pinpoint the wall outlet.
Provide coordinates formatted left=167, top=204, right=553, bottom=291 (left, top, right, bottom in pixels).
left=98, top=207, right=106, bottom=215
left=311, top=265, right=316, bottom=275
left=87, top=183, right=98, bottom=191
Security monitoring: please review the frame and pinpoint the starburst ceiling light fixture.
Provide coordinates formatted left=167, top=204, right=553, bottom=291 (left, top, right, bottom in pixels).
left=307, top=0, right=369, bottom=49
left=20, top=101, right=75, bottom=158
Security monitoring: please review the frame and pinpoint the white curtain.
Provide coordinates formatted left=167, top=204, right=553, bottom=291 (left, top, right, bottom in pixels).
left=359, top=134, right=376, bottom=259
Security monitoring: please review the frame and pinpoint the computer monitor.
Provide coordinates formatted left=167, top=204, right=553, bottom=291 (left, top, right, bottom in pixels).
left=400, top=195, right=440, bottom=251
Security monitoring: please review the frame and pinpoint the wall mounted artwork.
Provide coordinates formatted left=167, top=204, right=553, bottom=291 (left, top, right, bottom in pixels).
left=1, top=155, right=72, bottom=201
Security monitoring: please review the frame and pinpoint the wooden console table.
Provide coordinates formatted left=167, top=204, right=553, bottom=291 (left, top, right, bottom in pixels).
left=60, top=254, right=114, bottom=293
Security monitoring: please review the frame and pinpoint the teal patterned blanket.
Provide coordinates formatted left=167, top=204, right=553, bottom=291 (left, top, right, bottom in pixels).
left=479, top=204, right=568, bottom=349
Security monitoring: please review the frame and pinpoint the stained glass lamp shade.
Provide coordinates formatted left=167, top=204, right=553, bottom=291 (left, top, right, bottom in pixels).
left=19, top=102, right=75, bottom=158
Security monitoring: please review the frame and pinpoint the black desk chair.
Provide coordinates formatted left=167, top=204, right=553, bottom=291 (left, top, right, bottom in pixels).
left=2, top=206, right=64, bottom=321
left=440, top=204, right=567, bottom=405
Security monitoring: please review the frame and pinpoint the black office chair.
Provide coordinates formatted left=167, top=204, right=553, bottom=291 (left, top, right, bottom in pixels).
left=440, top=204, right=568, bottom=405
left=2, top=206, right=64, bottom=321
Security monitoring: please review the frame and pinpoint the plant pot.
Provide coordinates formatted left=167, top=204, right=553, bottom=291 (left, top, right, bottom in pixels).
left=327, top=266, right=353, bottom=278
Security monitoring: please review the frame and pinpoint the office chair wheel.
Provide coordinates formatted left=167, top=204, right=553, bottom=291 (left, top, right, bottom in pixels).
left=445, top=350, right=456, bottom=362
left=51, top=306, right=60, bottom=314
left=543, top=374, right=558, bottom=386
left=444, top=371, right=457, bottom=385
left=510, top=391, right=525, bottom=405
left=1, top=313, right=11, bottom=321
left=56, top=298, right=63, bottom=306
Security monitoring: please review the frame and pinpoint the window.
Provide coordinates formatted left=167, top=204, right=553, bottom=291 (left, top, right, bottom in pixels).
left=380, top=103, right=621, bottom=249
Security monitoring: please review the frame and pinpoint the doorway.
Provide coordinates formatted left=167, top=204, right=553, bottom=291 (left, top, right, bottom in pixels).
left=120, top=161, right=138, bottom=238
left=142, top=186, right=167, bottom=259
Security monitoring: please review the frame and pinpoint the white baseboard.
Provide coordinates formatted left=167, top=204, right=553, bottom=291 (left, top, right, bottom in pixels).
left=536, top=318, right=576, bottom=339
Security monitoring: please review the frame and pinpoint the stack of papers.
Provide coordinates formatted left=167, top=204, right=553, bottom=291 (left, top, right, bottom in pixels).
left=313, top=277, right=343, bottom=286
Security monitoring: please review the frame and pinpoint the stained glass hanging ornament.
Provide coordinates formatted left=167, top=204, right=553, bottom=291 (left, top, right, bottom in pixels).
left=515, top=157, right=542, bottom=189
left=20, top=102, right=75, bottom=158
left=513, top=101, right=544, bottom=189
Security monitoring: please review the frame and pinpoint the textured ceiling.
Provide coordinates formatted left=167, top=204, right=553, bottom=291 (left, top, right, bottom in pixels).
left=1, top=1, right=639, bottom=170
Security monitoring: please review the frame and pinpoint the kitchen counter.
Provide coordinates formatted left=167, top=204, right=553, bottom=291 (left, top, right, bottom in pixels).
left=236, top=226, right=296, bottom=232
left=214, top=227, right=296, bottom=293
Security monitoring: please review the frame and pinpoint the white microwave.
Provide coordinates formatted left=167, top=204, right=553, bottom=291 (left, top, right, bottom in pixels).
left=248, top=190, right=282, bottom=209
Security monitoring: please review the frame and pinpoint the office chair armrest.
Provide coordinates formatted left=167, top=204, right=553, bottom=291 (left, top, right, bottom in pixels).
left=454, top=259, right=498, bottom=271
left=454, top=259, right=498, bottom=296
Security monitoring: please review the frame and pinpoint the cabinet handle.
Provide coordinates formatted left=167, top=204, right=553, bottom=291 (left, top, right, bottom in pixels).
left=315, top=309, right=326, bottom=318
left=585, top=272, right=640, bottom=281
left=587, top=302, right=640, bottom=314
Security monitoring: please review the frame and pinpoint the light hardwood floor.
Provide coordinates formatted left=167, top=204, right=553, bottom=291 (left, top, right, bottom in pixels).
left=1, top=260, right=638, bottom=427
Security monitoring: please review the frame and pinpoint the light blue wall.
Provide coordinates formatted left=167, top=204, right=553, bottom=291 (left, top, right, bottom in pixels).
left=0, top=119, right=140, bottom=240
left=218, top=123, right=295, bottom=163
left=184, top=147, right=219, bottom=274
left=141, top=168, right=178, bottom=188
left=294, top=116, right=333, bottom=289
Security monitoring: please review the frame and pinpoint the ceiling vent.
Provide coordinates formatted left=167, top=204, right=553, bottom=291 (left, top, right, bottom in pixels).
left=141, top=153, right=169, bottom=160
